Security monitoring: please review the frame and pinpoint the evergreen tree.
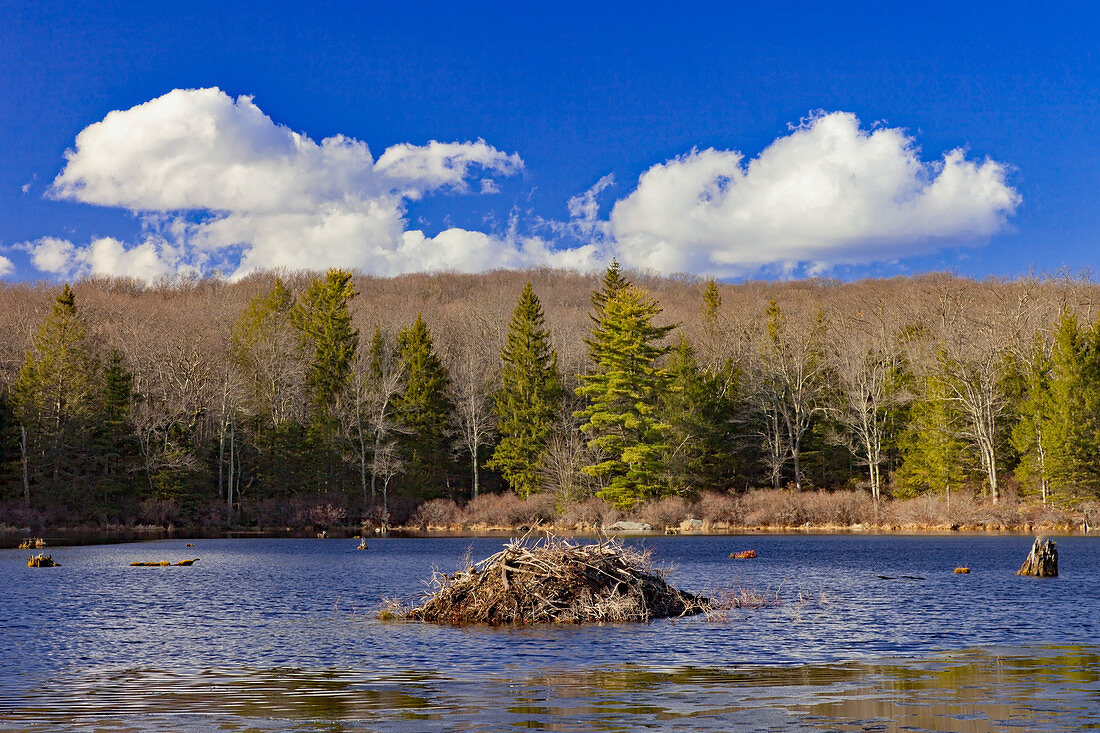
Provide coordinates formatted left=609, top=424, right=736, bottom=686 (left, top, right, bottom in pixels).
left=394, top=313, right=453, bottom=497
left=231, top=277, right=305, bottom=495
left=11, top=284, right=102, bottom=504
left=290, top=270, right=358, bottom=453
left=90, top=348, right=137, bottom=512
left=488, top=282, right=562, bottom=497
left=232, top=276, right=299, bottom=427
left=1012, top=335, right=1056, bottom=503
left=0, top=390, right=21, bottom=503
left=1043, top=311, right=1100, bottom=499
left=576, top=285, right=675, bottom=508
left=590, top=259, right=630, bottom=321
left=661, top=335, right=711, bottom=493
left=702, top=278, right=722, bottom=323
left=894, top=368, right=970, bottom=500
left=98, top=349, right=135, bottom=470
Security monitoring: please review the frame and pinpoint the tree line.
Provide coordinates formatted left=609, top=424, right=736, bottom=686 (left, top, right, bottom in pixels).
left=1, top=265, right=1098, bottom=528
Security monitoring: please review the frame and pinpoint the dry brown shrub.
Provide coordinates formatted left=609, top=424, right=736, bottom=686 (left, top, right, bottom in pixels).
left=695, top=491, right=744, bottom=526
left=461, top=492, right=557, bottom=528
left=637, top=496, right=692, bottom=530
left=410, top=499, right=461, bottom=529
left=742, top=489, right=808, bottom=527
left=306, top=502, right=347, bottom=529
left=973, top=497, right=1026, bottom=530
left=798, top=490, right=875, bottom=526
left=888, top=492, right=981, bottom=528
left=138, top=497, right=180, bottom=527
left=558, top=497, right=617, bottom=529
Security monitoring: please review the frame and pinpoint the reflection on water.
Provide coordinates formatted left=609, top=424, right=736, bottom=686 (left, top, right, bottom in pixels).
left=2, top=648, right=1097, bottom=731
left=2, top=536, right=1099, bottom=730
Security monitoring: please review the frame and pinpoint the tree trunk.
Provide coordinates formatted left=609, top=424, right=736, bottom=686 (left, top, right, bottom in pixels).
left=791, top=437, right=802, bottom=491
left=370, top=431, right=381, bottom=505
left=1035, top=423, right=1048, bottom=505
left=226, top=415, right=235, bottom=520
left=1016, top=537, right=1057, bottom=577
left=20, top=425, right=30, bottom=505
left=217, top=422, right=225, bottom=508
left=472, top=453, right=480, bottom=499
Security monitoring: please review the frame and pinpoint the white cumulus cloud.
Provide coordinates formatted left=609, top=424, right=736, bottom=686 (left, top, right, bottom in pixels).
left=608, top=111, right=1020, bottom=276
left=0, top=255, right=13, bottom=277
left=36, top=97, right=1019, bottom=282
left=47, top=87, right=526, bottom=280
left=24, top=236, right=184, bottom=281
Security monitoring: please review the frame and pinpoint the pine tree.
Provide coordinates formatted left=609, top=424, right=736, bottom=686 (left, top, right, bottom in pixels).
left=98, top=349, right=135, bottom=469
left=590, top=259, right=630, bottom=321
left=894, top=369, right=970, bottom=500
left=231, top=276, right=305, bottom=498
left=488, top=282, right=562, bottom=497
left=394, top=313, right=453, bottom=497
left=232, top=276, right=299, bottom=428
left=1044, top=311, right=1100, bottom=499
left=11, top=284, right=102, bottom=503
left=661, top=335, right=711, bottom=493
left=702, top=278, right=722, bottom=323
left=576, top=285, right=675, bottom=508
left=290, top=270, right=358, bottom=451
left=1012, top=335, right=1055, bottom=503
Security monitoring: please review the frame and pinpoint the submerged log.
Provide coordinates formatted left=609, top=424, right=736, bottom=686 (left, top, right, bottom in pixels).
left=130, top=558, right=199, bottom=566
left=1016, top=538, right=1057, bottom=577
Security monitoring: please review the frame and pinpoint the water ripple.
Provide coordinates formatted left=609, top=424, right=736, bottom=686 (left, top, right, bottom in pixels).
left=2, top=535, right=1098, bottom=730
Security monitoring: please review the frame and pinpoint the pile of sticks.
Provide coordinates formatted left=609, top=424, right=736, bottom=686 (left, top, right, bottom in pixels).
left=396, top=536, right=710, bottom=624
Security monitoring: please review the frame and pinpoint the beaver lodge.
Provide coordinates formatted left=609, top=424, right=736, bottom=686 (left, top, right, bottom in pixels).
left=388, top=536, right=718, bottom=625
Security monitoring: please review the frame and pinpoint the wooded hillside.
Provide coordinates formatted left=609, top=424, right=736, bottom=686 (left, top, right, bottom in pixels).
left=1, top=265, right=1098, bottom=529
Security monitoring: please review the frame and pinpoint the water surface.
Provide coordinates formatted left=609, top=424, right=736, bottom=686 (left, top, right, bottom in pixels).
left=2, top=535, right=1097, bottom=730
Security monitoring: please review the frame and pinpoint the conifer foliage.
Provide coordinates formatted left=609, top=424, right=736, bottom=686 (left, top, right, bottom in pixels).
left=576, top=280, right=675, bottom=508
left=394, top=313, right=453, bottom=496
left=12, top=285, right=104, bottom=503
left=291, top=269, right=358, bottom=442
left=5, top=270, right=1100, bottom=528
left=488, top=282, right=561, bottom=497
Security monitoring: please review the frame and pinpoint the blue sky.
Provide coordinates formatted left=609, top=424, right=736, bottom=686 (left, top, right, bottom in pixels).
left=1, top=1, right=1097, bottom=282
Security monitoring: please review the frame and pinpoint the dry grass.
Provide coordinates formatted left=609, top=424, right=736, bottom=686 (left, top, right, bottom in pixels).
left=707, top=585, right=782, bottom=611
left=398, top=486, right=1090, bottom=535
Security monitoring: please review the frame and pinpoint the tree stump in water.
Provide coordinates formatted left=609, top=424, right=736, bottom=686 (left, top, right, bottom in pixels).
left=1016, top=538, right=1057, bottom=577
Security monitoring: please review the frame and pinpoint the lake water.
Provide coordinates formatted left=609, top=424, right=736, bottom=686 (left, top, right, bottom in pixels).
left=1, top=534, right=1098, bottom=731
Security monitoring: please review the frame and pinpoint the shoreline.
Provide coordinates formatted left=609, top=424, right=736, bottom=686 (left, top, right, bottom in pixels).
left=3, top=522, right=1094, bottom=549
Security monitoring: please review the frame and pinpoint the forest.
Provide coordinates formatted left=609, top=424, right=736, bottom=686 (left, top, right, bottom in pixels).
left=1, top=263, right=1098, bottom=532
